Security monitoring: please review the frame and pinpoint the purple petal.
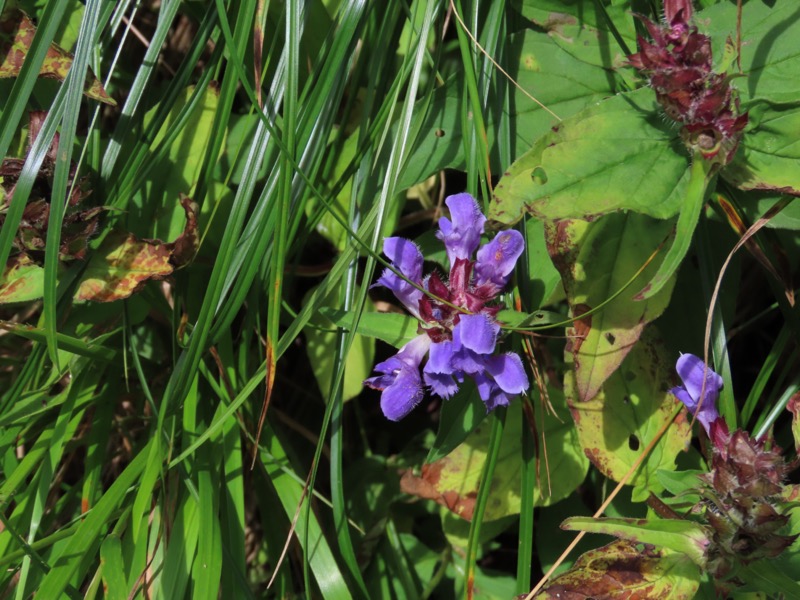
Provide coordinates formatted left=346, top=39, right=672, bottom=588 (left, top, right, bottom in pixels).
left=423, top=341, right=460, bottom=398
left=374, top=237, right=424, bottom=317
left=453, top=314, right=498, bottom=355
left=364, top=335, right=431, bottom=421
left=474, top=230, right=524, bottom=289
left=484, top=353, right=529, bottom=395
left=424, top=370, right=460, bottom=399
left=436, top=193, right=486, bottom=266
left=473, top=372, right=514, bottom=411
left=672, top=353, right=723, bottom=434
left=669, top=385, right=697, bottom=412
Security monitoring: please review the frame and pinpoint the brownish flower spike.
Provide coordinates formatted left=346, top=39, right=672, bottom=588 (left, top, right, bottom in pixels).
left=628, top=0, right=748, bottom=165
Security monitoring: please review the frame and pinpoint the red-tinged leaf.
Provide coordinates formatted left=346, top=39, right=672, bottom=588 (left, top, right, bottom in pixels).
left=715, top=194, right=795, bottom=304
left=74, top=232, right=173, bottom=302
left=534, top=539, right=701, bottom=599
left=566, top=328, right=692, bottom=501
left=0, top=254, right=43, bottom=303
left=74, top=198, right=197, bottom=302
left=787, top=393, right=800, bottom=455
left=546, top=213, right=676, bottom=402
left=169, top=195, right=199, bottom=267
left=0, top=9, right=115, bottom=105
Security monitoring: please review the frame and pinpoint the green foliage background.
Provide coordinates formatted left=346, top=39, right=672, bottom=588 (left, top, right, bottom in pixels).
left=1, top=0, right=799, bottom=598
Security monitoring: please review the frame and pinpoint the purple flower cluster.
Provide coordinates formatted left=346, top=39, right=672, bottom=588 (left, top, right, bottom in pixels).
left=364, top=193, right=529, bottom=421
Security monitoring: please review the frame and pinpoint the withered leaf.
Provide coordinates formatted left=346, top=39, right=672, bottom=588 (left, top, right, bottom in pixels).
left=535, top=539, right=699, bottom=599
left=0, top=9, right=115, bottom=105
left=0, top=254, right=43, bottom=304
left=74, top=197, right=197, bottom=302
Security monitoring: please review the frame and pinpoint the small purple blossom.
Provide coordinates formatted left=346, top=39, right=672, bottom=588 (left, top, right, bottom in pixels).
left=364, top=193, right=529, bottom=421
left=670, top=353, right=723, bottom=434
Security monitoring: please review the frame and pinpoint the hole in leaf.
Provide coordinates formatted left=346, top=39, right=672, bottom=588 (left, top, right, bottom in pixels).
left=628, top=435, right=640, bottom=451
left=531, top=166, right=547, bottom=185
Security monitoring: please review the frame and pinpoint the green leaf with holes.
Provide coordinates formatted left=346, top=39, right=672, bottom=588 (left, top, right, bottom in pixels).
left=490, top=88, right=691, bottom=225
left=545, top=212, right=677, bottom=402
left=566, top=328, right=691, bottom=502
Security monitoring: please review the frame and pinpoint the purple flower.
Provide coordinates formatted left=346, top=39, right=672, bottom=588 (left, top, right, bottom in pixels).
left=670, top=353, right=723, bottom=434
left=365, top=193, right=529, bottom=421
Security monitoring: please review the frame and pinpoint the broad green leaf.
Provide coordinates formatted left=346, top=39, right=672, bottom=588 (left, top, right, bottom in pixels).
left=320, top=307, right=418, bottom=348
left=491, top=88, right=691, bottom=225
left=534, top=539, right=701, bottom=599
left=521, top=217, right=563, bottom=309
left=401, top=391, right=587, bottom=521
left=636, top=156, right=711, bottom=301
left=303, top=286, right=375, bottom=402
left=546, top=212, right=677, bottom=401
left=566, top=328, right=692, bottom=501
left=0, top=8, right=114, bottom=104
left=137, top=85, right=220, bottom=241
left=735, top=191, right=800, bottom=230
left=738, top=561, right=800, bottom=598
left=261, top=426, right=353, bottom=600
left=516, top=0, right=637, bottom=71
left=562, top=516, right=710, bottom=568
left=450, top=542, right=519, bottom=600
left=495, top=308, right=565, bottom=329
left=0, top=254, right=42, bottom=303
left=723, top=105, right=800, bottom=195
left=398, top=29, right=616, bottom=190
left=701, top=0, right=800, bottom=105
left=656, top=469, right=705, bottom=499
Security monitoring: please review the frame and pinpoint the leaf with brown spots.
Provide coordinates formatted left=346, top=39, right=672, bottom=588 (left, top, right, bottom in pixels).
left=74, top=197, right=197, bottom=302
left=0, top=9, right=115, bottom=105
left=74, top=232, right=173, bottom=302
left=0, top=254, right=43, bottom=304
left=566, top=328, right=691, bottom=501
left=546, top=213, right=677, bottom=402
left=400, top=390, right=587, bottom=521
left=534, top=539, right=700, bottom=599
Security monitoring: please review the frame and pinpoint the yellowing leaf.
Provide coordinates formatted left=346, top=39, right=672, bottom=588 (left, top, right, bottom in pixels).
left=535, top=539, right=701, bottom=599
left=0, top=9, right=115, bottom=105
left=546, top=213, right=677, bottom=402
left=0, top=254, right=43, bottom=303
left=400, top=393, right=587, bottom=522
left=75, top=197, right=198, bottom=302
left=566, top=328, right=691, bottom=501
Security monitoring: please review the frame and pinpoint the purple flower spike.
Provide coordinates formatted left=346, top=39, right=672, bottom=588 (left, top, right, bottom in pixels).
left=364, top=335, right=431, bottom=421
left=365, top=192, right=529, bottom=420
left=374, top=237, right=424, bottom=318
left=436, top=194, right=486, bottom=265
left=670, top=353, right=723, bottom=434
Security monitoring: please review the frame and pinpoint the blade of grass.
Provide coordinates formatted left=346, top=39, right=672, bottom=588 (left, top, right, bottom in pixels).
left=41, top=0, right=104, bottom=366
left=302, top=0, right=439, bottom=596
left=34, top=440, right=151, bottom=598
left=465, top=407, right=506, bottom=600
